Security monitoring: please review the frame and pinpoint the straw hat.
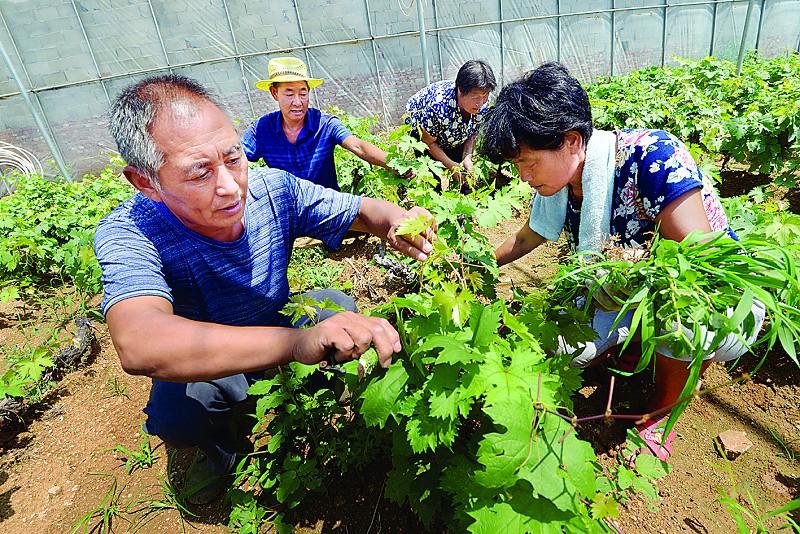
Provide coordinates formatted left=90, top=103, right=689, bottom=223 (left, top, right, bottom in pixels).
left=255, top=57, right=324, bottom=91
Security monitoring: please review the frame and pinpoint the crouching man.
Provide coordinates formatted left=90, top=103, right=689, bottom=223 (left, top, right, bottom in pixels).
left=94, top=74, right=435, bottom=504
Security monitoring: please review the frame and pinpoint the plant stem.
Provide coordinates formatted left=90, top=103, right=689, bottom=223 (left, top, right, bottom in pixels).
left=605, top=376, right=615, bottom=419
left=542, top=373, right=751, bottom=428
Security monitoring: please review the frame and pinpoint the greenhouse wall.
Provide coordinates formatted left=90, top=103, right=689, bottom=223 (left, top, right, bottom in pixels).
left=1, top=0, right=799, bottom=179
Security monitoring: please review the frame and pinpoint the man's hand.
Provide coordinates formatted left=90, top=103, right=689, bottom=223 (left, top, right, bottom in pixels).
left=387, top=206, right=437, bottom=261
left=292, top=312, right=401, bottom=368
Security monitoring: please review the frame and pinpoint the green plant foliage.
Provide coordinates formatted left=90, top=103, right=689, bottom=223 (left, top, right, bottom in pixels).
left=0, top=332, right=59, bottom=400
left=104, top=376, right=130, bottom=399
left=227, top=489, right=274, bottom=534
left=588, top=53, right=800, bottom=187
left=367, top=289, right=616, bottom=531
left=723, top=187, right=800, bottom=246
left=233, top=363, right=389, bottom=529
left=233, top=233, right=669, bottom=532
left=5, top=104, right=786, bottom=532
left=70, top=474, right=135, bottom=534
left=329, top=105, right=384, bottom=195
left=110, top=433, right=159, bottom=474
left=286, top=245, right=351, bottom=294
left=131, top=452, right=196, bottom=533
left=713, top=439, right=800, bottom=532
left=0, top=157, right=133, bottom=300
left=547, top=231, right=800, bottom=438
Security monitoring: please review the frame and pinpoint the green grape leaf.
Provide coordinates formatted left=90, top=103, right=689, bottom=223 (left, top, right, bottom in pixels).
left=590, top=493, right=619, bottom=520
left=359, top=363, right=409, bottom=428
left=415, top=334, right=479, bottom=365
left=634, top=454, right=672, bottom=479
left=466, top=502, right=533, bottom=534
left=395, top=213, right=434, bottom=237
left=470, top=301, right=503, bottom=349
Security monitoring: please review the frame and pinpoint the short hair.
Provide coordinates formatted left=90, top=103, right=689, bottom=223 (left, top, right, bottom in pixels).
left=109, top=74, right=221, bottom=186
left=479, top=62, right=593, bottom=164
left=455, top=60, right=497, bottom=95
left=272, top=80, right=310, bottom=91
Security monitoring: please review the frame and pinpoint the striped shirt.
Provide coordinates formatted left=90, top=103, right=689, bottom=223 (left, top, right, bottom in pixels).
left=94, top=168, right=361, bottom=326
left=241, top=108, right=351, bottom=191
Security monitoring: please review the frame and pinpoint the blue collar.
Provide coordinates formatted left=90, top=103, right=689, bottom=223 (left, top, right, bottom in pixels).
left=267, top=107, right=322, bottom=144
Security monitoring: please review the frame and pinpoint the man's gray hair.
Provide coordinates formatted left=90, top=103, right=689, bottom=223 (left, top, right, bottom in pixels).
left=109, top=74, right=222, bottom=186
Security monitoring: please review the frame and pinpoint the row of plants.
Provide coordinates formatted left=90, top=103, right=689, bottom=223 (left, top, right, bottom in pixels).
left=228, top=106, right=800, bottom=532
left=0, top=155, right=133, bottom=302
left=232, top=127, right=663, bottom=532
left=588, top=52, right=800, bottom=187
left=0, top=157, right=132, bottom=406
left=2, top=54, right=796, bottom=306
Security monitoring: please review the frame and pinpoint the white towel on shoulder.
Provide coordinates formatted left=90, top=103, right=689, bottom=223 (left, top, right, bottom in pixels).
left=527, top=130, right=618, bottom=254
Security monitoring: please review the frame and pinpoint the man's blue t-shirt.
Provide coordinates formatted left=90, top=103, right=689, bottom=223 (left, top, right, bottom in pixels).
left=241, top=108, right=351, bottom=191
left=94, top=168, right=361, bottom=327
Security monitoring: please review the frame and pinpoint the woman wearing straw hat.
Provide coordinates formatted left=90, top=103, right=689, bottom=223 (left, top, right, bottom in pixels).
left=243, top=57, right=396, bottom=191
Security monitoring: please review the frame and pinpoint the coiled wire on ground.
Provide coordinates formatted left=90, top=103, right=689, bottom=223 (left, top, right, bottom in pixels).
left=0, top=140, right=43, bottom=196
left=374, top=241, right=417, bottom=286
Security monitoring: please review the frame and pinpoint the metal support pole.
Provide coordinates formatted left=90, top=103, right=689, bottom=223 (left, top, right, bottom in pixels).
left=364, top=0, right=390, bottom=127
left=432, top=0, right=444, bottom=79
left=69, top=0, right=110, bottom=105
left=736, top=0, right=756, bottom=74
left=610, top=0, right=615, bottom=76
left=661, top=0, right=668, bottom=66
left=710, top=0, right=718, bottom=56
left=556, top=0, right=561, bottom=62
left=0, top=4, right=67, bottom=179
left=416, top=0, right=431, bottom=86
left=754, top=0, right=765, bottom=52
left=291, top=0, right=320, bottom=109
left=145, top=0, right=172, bottom=73
left=0, top=39, right=71, bottom=180
left=498, top=0, right=504, bottom=86
left=146, top=0, right=172, bottom=73
left=220, top=0, right=256, bottom=119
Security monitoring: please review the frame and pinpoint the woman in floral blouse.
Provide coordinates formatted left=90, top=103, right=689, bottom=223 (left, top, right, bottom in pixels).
left=405, top=60, right=496, bottom=187
left=480, top=62, right=764, bottom=464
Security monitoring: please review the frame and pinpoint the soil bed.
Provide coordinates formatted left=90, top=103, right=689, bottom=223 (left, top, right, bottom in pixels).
left=0, top=213, right=798, bottom=533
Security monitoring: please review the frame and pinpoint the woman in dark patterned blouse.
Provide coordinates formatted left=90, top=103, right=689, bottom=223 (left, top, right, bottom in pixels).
left=405, top=60, right=496, bottom=188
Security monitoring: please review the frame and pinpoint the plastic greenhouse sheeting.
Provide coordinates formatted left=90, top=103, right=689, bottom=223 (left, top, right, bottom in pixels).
left=0, top=0, right=799, bottom=178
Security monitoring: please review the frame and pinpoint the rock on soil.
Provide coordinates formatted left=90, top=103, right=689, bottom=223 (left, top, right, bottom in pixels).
left=716, top=430, right=754, bottom=460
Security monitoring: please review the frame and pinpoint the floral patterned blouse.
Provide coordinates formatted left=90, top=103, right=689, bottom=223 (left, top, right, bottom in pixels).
left=564, top=129, right=733, bottom=250
left=404, top=80, right=488, bottom=150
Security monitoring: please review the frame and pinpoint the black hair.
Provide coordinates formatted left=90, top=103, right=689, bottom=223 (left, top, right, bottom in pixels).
left=455, top=60, right=497, bottom=95
left=479, top=62, right=593, bottom=163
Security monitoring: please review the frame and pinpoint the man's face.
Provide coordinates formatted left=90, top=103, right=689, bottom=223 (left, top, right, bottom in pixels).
left=269, top=81, right=310, bottom=122
left=148, top=100, right=248, bottom=241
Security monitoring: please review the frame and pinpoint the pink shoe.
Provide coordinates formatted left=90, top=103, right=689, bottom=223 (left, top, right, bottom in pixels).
left=627, top=416, right=675, bottom=466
